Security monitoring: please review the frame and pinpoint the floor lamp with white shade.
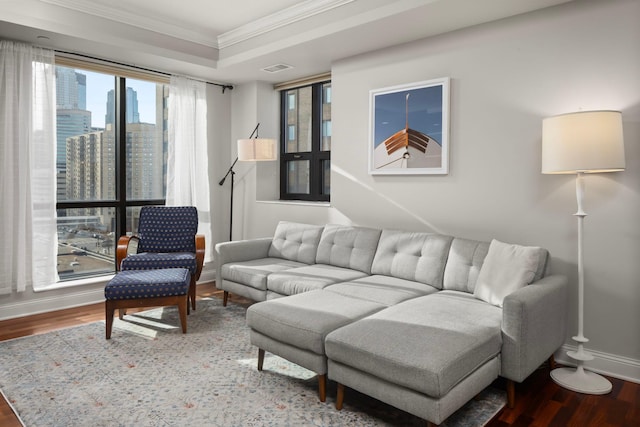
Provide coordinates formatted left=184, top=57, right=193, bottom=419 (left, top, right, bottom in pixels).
left=219, top=123, right=277, bottom=241
left=541, top=110, right=625, bottom=394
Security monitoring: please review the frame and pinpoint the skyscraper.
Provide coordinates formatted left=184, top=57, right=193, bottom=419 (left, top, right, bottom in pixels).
left=105, top=87, right=140, bottom=125
left=55, top=67, right=91, bottom=200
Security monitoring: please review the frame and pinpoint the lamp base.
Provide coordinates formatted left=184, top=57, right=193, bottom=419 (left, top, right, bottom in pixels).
left=551, top=366, right=612, bottom=395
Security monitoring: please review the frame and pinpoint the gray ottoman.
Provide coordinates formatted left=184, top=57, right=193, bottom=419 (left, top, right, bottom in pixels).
left=246, top=289, right=386, bottom=401
left=325, top=292, right=503, bottom=425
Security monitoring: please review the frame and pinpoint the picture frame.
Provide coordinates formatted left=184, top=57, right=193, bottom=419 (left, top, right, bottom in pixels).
left=369, top=77, right=450, bottom=175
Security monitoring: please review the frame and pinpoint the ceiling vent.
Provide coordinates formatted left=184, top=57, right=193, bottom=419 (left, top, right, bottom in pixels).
left=262, top=63, right=293, bottom=73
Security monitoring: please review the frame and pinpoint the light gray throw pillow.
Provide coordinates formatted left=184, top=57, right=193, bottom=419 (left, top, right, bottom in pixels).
left=473, top=239, right=542, bottom=307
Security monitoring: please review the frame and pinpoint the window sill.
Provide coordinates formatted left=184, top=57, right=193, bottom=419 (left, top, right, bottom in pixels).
left=34, top=273, right=114, bottom=293
left=257, top=200, right=331, bottom=208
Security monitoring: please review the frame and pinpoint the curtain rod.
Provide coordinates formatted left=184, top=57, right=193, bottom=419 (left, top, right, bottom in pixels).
left=55, top=50, right=234, bottom=93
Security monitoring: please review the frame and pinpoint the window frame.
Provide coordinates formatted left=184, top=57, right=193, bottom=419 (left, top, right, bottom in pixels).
left=279, top=81, right=331, bottom=202
left=55, top=60, right=167, bottom=281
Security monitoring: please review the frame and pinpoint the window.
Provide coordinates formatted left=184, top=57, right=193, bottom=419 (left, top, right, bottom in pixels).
left=55, top=62, right=168, bottom=281
left=280, top=81, right=331, bottom=201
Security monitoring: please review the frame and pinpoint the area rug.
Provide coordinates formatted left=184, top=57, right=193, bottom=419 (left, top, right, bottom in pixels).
left=0, top=297, right=505, bottom=426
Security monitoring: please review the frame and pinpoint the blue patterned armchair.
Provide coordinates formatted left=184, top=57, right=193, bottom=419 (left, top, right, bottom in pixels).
left=116, top=206, right=205, bottom=310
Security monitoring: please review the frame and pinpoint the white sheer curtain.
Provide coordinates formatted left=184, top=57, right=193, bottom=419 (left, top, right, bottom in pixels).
left=167, top=75, right=212, bottom=263
left=0, top=41, right=58, bottom=294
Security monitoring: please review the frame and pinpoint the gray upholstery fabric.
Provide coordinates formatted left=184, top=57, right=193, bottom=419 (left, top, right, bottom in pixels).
left=247, top=290, right=386, bottom=355
left=370, top=230, right=453, bottom=289
left=220, top=279, right=269, bottom=302
left=215, top=238, right=273, bottom=289
left=325, top=275, right=438, bottom=306
left=328, top=356, right=500, bottom=425
left=325, top=293, right=502, bottom=398
left=442, top=238, right=490, bottom=292
left=250, top=330, right=329, bottom=374
left=268, top=221, right=324, bottom=264
left=501, top=274, right=568, bottom=382
left=315, top=224, right=382, bottom=273
left=442, top=238, right=549, bottom=293
left=266, top=264, right=368, bottom=296
left=474, top=239, right=548, bottom=307
left=220, top=258, right=306, bottom=290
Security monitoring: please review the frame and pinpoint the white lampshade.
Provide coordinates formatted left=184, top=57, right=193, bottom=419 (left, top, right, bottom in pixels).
left=542, top=110, right=625, bottom=174
left=237, top=138, right=277, bottom=161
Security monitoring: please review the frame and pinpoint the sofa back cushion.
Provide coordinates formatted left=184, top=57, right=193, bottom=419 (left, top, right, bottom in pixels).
left=443, top=237, right=548, bottom=293
left=371, top=230, right=453, bottom=289
left=268, top=221, right=324, bottom=264
left=315, top=224, right=382, bottom=274
left=473, top=239, right=548, bottom=307
left=442, top=238, right=489, bottom=293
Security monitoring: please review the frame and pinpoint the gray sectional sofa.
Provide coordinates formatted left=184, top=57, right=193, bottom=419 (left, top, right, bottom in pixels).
left=215, top=221, right=568, bottom=426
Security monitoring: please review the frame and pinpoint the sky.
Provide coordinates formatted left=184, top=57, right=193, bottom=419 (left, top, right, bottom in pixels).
left=83, top=69, right=159, bottom=128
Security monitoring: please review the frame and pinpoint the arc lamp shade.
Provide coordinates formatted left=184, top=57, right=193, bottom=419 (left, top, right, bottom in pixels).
left=238, top=138, right=277, bottom=161
left=542, top=110, right=625, bottom=174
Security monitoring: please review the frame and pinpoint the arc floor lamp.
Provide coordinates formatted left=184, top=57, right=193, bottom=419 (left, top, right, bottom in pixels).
left=219, top=123, right=277, bottom=241
left=542, top=110, right=625, bottom=394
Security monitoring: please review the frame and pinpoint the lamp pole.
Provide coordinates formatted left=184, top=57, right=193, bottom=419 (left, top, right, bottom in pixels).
left=218, top=123, right=261, bottom=241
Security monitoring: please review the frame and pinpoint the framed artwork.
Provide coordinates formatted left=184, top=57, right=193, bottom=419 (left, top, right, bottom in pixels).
left=369, top=77, right=450, bottom=175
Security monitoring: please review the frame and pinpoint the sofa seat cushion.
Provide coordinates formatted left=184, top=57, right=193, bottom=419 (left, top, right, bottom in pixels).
left=247, top=290, right=386, bottom=355
left=121, top=252, right=197, bottom=275
left=221, top=258, right=306, bottom=291
left=325, top=275, right=439, bottom=306
left=266, top=264, right=368, bottom=296
left=325, top=293, right=502, bottom=398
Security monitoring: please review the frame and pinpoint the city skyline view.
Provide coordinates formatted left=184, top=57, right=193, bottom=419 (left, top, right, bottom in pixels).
left=55, top=65, right=169, bottom=280
left=82, top=70, right=158, bottom=128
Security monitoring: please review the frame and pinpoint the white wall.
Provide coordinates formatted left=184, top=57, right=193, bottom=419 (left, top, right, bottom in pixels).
left=238, top=0, right=640, bottom=381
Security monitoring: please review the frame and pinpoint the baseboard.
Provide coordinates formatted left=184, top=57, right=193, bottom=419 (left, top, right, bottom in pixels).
left=199, top=268, right=216, bottom=284
left=0, top=286, right=107, bottom=321
left=554, top=344, right=640, bottom=384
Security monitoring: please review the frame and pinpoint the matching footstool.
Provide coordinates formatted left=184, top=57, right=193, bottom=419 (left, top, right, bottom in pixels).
left=104, top=268, right=191, bottom=339
left=325, top=292, right=504, bottom=425
left=246, top=289, right=386, bottom=401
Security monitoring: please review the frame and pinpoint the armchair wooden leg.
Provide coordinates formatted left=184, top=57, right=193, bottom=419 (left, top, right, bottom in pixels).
left=177, top=296, right=188, bottom=334
left=105, top=302, right=115, bottom=340
left=257, top=348, right=265, bottom=371
left=336, top=383, right=344, bottom=410
left=189, top=275, right=196, bottom=311
left=223, top=291, right=229, bottom=307
left=318, top=374, right=327, bottom=402
left=507, top=379, right=516, bottom=409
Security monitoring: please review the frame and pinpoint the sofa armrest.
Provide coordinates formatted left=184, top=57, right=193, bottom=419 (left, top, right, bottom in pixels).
left=501, top=274, right=568, bottom=382
left=214, top=238, right=273, bottom=284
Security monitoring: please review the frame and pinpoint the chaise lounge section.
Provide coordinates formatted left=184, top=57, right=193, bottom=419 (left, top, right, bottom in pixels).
left=215, top=221, right=568, bottom=426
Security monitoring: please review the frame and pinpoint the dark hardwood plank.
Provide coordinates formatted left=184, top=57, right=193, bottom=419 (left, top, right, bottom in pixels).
left=1, top=284, right=638, bottom=427
left=487, top=367, right=640, bottom=427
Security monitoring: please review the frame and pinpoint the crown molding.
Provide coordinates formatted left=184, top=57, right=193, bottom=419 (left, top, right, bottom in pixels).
left=40, top=0, right=355, bottom=51
left=40, top=0, right=218, bottom=48
left=217, top=0, right=355, bottom=49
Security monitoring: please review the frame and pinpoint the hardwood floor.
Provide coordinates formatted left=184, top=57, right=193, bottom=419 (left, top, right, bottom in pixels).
left=1, top=283, right=638, bottom=427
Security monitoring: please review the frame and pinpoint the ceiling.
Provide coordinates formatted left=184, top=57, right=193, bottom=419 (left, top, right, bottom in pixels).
left=0, top=0, right=575, bottom=84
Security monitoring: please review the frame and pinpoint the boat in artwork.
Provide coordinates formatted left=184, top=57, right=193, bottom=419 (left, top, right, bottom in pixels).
left=374, top=93, right=442, bottom=170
